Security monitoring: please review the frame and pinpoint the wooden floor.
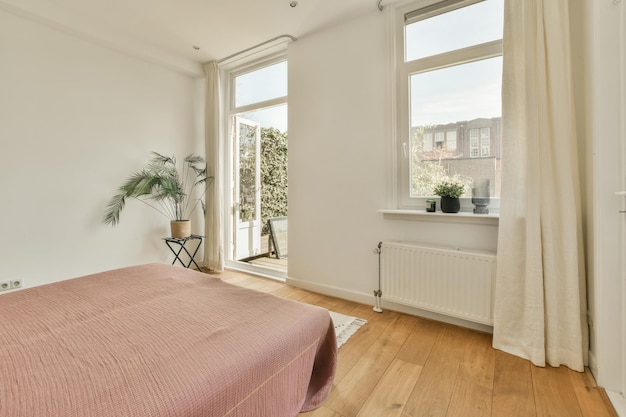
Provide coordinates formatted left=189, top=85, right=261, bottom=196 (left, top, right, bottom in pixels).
left=210, top=268, right=618, bottom=417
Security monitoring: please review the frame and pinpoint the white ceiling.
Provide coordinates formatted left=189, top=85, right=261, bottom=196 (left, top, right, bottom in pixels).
left=2, top=0, right=380, bottom=72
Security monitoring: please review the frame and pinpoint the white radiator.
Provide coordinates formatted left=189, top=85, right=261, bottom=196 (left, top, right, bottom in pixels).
left=380, top=241, right=496, bottom=325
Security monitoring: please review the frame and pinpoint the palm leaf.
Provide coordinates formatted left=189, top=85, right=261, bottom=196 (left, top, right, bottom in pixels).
left=103, top=152, right=209, bottom=226
left=103, top=193, right=126, bottom=225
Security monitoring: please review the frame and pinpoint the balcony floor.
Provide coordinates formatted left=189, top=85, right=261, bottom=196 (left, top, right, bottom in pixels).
left=248, top=254, right=287, bottom=273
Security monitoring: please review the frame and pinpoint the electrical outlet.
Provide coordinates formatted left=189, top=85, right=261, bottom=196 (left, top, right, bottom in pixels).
left=0, top=281, right=10, bottom=292
left=10, top=279, right=22, bottom=289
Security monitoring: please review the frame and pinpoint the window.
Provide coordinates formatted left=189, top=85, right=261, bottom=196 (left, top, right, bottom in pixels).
left=423, top=132, right=433, bottom=151
left=470, top=129, right=479, bottom=158
left=446, top=130, right=457, bottom=150
left=480, top=127, right=490, bottom=157
left=434, top=131, right=445, bottom=149
left=396, top=0, right=503, bottom=206
left=235, top=61, right=288, bottom=108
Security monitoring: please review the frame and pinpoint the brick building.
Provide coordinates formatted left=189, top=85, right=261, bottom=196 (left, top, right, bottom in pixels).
left=412, top=117, right=502, bottom=197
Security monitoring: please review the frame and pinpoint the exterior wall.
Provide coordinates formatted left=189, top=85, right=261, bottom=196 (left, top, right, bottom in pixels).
left=417, top=117, right=502, bottom=196
left=442, top=157, right=499, bottom=197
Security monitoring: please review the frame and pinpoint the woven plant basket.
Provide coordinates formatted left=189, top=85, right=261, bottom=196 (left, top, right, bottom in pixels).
left=170, top=220, right=191, bottom=238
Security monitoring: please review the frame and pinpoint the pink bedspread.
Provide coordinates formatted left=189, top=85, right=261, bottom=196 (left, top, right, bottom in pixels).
left=0, top=264, right=337, bottom=417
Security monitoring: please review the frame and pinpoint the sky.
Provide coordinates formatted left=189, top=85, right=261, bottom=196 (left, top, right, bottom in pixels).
left=235, top=61, right=288, bottom=133
left=410, top=56, right=502, bottom=126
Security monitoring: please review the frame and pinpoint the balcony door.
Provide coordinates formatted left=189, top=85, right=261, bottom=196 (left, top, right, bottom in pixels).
left=233, top=116, right=261, bottom=260
left=222, top=55, right=288, bottom=276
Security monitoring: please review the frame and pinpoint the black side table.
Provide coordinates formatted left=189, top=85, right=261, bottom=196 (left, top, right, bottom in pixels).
left=163, top=235, right=204, bottom=270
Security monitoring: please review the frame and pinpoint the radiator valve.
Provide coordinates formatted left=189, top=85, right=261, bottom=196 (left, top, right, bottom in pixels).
left=373, top=289, right=383, bottom=313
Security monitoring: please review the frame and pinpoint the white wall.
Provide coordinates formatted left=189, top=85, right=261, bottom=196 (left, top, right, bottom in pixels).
left=0, top=8, right=204, bottom=288
left=288, top=10, right=498, bottom=330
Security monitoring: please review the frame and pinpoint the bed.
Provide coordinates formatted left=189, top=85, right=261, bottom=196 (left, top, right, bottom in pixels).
left=0, top=263, right=337, bottom=417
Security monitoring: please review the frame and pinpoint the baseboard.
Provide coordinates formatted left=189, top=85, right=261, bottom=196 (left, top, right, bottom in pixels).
left=607, top=391, right=626, bottom=417
left=286, top=277, right=494, bottom=333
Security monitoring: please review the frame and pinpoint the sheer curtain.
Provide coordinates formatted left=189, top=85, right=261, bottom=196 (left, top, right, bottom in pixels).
left=203, top=62, right=224, bottom=271
left=492, top=0, right=588, bottom=371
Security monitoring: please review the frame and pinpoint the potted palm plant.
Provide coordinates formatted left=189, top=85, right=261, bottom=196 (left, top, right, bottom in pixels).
left=103, top=152, right=210, bottom=238
left=433, top=180, right=466, bottom=213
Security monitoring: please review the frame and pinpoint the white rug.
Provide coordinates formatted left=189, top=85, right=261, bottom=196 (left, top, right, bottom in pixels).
left=329, top=311, right=367, bottom=348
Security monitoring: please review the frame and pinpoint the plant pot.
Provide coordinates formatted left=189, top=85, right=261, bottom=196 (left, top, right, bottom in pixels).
left=440, top=196, right=460, bottom=213
left=170, top=220, right=191, bottom=238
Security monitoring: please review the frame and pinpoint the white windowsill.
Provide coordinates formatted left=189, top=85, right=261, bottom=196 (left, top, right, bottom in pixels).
left=377, top=209, right=499, bottom=225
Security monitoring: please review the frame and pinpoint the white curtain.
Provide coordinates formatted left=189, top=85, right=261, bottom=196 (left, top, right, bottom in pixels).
left=203, top=61, right=224, bottom=271
left=493, top=0, right=588, bottom=371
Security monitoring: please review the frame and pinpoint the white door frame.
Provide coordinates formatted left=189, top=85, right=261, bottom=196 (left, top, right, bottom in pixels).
left=219, top=51, right=289, bottom=280
left=233, top=116, right=261, bottom=261
left=595, top=2, right=626, bottom=414
left=586, top=3, right=626, bottom=412
left=616, top=0, right=626, bottom=406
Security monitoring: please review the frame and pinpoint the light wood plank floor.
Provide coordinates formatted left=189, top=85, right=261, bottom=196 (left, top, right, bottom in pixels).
left=208, top=268, right=618, bottom=417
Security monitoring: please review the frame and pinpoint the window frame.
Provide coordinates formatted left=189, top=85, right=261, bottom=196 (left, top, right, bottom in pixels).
left=393, top=0, right=502, bottom=211
left=227, top=53, right=288, bottom=120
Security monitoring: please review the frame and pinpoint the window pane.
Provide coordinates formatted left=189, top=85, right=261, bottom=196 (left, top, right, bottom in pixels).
left=405, top=0, right=503, bottom=62
left=235, top=61, right=288, bottom=108
left=470, top=129, right=479, bottom=158
left=481, top=127, right=490, bottom=157
left=423, top=132, right=433, bottom=151
left=239, top=122, right=258, bottom=222
left=241, top=104, right=288, bottom=133
left=409, top=56, right=502, bottom=197
left=410, top=57, right=501, bottom=126
left=446, top=130, right=457, bottom=150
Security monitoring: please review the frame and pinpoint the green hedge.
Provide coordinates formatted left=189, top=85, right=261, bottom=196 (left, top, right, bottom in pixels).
left=260, top=128, right=288, bottom=234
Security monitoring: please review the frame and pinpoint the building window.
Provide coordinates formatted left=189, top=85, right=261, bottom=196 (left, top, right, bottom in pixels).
left=396, top=0, right=503, bottom=204
left=423, top=132, right=433, bottom=151
left=434, top=131, right=445, bottom=149
left=446, top=130, right=457, bottom=151
left=470, top=129, right=479, bottom=158
left=480, top=127, right=490, bottom=157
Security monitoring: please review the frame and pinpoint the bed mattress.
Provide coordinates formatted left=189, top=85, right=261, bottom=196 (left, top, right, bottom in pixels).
left=0, top=263, right=337, bottom=417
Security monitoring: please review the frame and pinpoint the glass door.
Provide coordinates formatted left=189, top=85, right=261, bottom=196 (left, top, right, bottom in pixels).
left=223, top=56, right=288, bottom=277
left=233, top=116, right=261, bottom=261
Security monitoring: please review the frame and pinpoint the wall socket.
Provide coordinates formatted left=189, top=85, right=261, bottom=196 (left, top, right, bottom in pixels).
left=0, top=279, right=23, bottom=292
